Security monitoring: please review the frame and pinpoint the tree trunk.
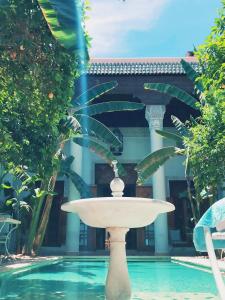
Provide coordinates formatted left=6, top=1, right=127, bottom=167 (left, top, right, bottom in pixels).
left=24, top=137, right=65, bottom=255
left=186, top=176, right=198, bottom=225
left=23, top=181, right=48, bottom=256
left=33, top=172, right=58, bottom=253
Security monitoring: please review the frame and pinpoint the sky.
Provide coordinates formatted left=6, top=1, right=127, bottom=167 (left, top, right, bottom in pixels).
left=86, top=0, right=222, bottom=58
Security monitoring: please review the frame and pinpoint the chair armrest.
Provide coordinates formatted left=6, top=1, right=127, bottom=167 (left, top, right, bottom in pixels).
left=212, top=232, right=225, bottom=240
left=0, top=217, right=21, bottom=225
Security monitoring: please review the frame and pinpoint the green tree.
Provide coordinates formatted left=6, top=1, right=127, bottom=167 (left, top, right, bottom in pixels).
left=196, top=0, right=225, bottom=91
left=186, top=0, right=225, bottom=203
left=0, top=0, right=83, bottom=255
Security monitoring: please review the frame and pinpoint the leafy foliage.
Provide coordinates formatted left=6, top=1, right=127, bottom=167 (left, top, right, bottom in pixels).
left=185, top=1, right=225, bottom=202
left=185, top=89, right=225, bottom=201
left=0, top=0, right=83, bottom=254
left=196, top=1, right=225, bottom=90
left=0, top=0, right=80, bottom=179
left=37, top=0, right=88, bottom=54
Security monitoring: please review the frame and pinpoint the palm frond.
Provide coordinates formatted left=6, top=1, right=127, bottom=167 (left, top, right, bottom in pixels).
left=75, top=101, right=144, bottom=116
left=73, top=136, right=126, bottom=176
left=155, top=129, right=183, bottom=145
left=76, top=114, right=121, bottom=147
left=171, top=115, right=190, bottom=137
left=72, top=81, right=118, bottom=107
left=144, top=83, right=198, bottom=110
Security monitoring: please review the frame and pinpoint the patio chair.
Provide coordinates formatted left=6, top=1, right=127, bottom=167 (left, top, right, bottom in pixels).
left=0, top=214, right=21, bottom=257
left=193, top=197, right=225, bottom=300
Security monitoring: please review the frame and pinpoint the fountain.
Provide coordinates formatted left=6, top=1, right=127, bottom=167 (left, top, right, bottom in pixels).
left=61, top=160, right=175, bottom=300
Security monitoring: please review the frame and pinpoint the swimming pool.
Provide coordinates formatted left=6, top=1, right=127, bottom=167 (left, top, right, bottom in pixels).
left=0, top=259, right=221, bottom=299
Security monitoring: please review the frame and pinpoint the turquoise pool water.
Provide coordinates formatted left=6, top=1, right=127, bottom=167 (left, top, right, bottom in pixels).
left=0, top=260, right=221, bottom=299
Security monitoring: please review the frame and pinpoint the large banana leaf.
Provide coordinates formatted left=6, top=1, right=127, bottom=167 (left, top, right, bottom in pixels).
left=171, top=115, right=190, bottom=137
left=144, top=83, right=198, bottom=110
left=155, top=129, right=183, bottom=145
left=59, top=155, right=74, bottom=174
left=73, top=136, right=126, bottom=176
left=181, top=59, right=203, bottom=93
left=136, top=146, right=179, bottom=172
left=37, top=0, right=87, bottom=54
left=75, top=114, right=121, bottom=147
left=136, top=146, right=180, bottom=183
left=66, top=169, right=92, bottom=198
left=137, top=157, right=169, bottom=185
left=180, top=59, right=199, bottom=82
left=60, top=155, right=91, bottom=198
left=75, top=101, right=145, bottom=116
left=73, top=81, right=118, bottom=107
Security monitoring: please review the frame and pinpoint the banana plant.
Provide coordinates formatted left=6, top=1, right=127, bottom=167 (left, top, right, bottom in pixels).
left=70, top=81, right=144, bottom=162
left=136, top=116, right=186, bottom=185
left=136, top=60, right=204, bottom=223
left=136, top=60, right=200, bottom=182
left=136, top=116, right=200, bottom=224
left=33, top=80, right=145, bottom=253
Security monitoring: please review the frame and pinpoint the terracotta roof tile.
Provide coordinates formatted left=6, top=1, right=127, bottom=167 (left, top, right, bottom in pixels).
left=88, top=57, right=200, bottom=75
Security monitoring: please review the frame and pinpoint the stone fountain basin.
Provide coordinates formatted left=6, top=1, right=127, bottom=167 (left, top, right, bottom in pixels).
left=61, top=197, right=175, bottom=228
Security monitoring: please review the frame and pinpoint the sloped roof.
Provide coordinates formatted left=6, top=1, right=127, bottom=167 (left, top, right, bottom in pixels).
left=88, top=57, right=200, bottom=75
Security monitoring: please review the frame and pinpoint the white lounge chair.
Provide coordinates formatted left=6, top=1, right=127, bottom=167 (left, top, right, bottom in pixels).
left=204, top=222, right=225, bottom=300
left=193, top=197, right=225, bottom=300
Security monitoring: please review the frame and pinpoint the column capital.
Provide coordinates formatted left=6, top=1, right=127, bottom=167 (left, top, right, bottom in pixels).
left=145, top=105, right=165, bottom=129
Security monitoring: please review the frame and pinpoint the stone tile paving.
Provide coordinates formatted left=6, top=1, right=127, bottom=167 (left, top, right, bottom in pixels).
left=0, top=254, right=62, bottom=274
left=172, top=256, right=225, bottom=272
left=133, top=292, right=219, bottom=300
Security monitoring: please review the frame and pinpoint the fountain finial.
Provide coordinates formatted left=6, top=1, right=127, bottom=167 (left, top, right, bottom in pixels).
left=110, top=160, right=125, bottom=197
left=111, top=160, right=119, bottom=178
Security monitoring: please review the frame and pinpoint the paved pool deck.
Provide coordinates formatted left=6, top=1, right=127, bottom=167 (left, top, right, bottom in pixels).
left=0, top=255, right=62, bottom=275
left=172, top=256, right=225, bottom=272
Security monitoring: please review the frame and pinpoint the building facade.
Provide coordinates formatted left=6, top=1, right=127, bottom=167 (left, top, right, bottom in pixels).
left=43, top=56, right=199, bottom=256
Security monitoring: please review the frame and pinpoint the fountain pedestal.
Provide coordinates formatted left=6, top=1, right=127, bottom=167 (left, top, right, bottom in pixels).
left=106, top=227, right=131, bottom=300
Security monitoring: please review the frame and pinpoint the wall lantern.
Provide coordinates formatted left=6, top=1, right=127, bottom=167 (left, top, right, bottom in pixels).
left=110, top=128, right=123, bottom=156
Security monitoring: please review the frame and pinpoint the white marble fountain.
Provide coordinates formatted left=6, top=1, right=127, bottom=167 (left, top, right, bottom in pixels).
left=61, top=161, right=175, bottom=300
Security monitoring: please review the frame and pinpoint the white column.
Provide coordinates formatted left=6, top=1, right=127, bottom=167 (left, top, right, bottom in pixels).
left=145, top=105, right=169, bottom=255
left=65, top=140, right=83, bottom=254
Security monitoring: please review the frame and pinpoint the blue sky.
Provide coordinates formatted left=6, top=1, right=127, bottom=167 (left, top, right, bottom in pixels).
left=86, top=0, right=222, bottom=57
